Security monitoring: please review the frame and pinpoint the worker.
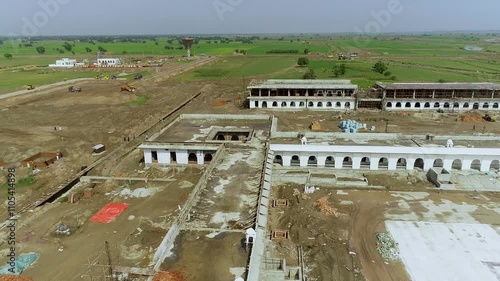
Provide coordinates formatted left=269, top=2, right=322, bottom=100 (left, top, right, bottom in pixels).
left=301, top=136, right=308, bottom=145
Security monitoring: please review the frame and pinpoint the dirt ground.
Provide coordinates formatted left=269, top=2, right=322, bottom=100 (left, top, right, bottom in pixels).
left=0, top=57, right=218, bottom=213
left=0, top=166, right=201, bottom=281
left=270, top=109, right=500, bottom=135
left=268, top=178, right=500, bottom=281
left=161, top=231, right=248, bottom=281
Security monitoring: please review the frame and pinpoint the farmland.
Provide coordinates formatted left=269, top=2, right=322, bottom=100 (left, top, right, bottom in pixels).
left=0, top=32, right=500, bottom=281
left=1, top=34, right=500, bottom=91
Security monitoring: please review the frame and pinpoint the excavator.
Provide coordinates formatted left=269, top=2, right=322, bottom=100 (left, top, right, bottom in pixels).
left=120, top=85, right=136, bottom=92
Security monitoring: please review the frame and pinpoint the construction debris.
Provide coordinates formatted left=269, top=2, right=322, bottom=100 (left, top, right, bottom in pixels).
left=339, top=120, right=366, bottom=133
left=153, top=271, right=186, bottom=281
left=376, top=233, right=400, bottom=261
left=460, top=115, right=483, bottom=122
left=314, top=197, right=342, bottom=217
left=309, top=120, right=323, bottom=131
left=483, top=114, right=496, bottom=122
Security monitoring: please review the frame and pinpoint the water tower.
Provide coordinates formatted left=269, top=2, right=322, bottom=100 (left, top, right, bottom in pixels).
left=182, top=37, right=194, bottom=57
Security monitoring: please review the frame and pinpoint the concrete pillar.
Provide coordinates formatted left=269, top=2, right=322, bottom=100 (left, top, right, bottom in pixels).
left=176, top=150, right=188, bottom=165
left=413, top=90, right=416, bottom=99
left=157, top=150, right=170, bottom=165
left=370, top=160, right=379, bottom=171
left=388, top=157, right=398, bottom=170
left=352, top=156, right=361, bottom=170
left=423, top=158, right=434, bottom=171
left=282, top=155, right=292, bottom=167
left=334, top=157, right=343, bottom=169
left=299, top=156, right=309, bottom=167
left=317, top=156, right=327, bottom=168
left=197, top=151, right=204, bottom=165
left=480, top=160, right=491, bottom=172
left=462, top=159, right=472, bottom=170
left=443, top=159, right=453, bottom=171
left=259, top=89, right=261, bottom=96
left=144, top=149, right=152, bottom=165
left=406, top=158, right=415, bottom=170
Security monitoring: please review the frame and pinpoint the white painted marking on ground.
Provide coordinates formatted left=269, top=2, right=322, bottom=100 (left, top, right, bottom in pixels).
left=337, top=190, right=348, bottom=195
left=387, top=221, right=500, bottom=281
left=391, top=192, right=430, bottom=201
left=340, top=200, right=353, bottom=205
left=206, top=232, right=222, bottom=238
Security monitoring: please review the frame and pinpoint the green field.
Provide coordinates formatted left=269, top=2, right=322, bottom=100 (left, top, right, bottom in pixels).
left=1, top=34, right=500, bottom=91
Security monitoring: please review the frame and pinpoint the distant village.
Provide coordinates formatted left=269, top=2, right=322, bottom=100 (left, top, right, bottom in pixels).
left=48, top=57, right=166, bottom=68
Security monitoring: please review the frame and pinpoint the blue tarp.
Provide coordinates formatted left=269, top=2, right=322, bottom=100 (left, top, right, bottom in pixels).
left=0, top=252, right=39, bottom=275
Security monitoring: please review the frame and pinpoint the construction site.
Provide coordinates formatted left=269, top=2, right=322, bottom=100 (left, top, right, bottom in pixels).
left=0, top=51, right=499, bottom=281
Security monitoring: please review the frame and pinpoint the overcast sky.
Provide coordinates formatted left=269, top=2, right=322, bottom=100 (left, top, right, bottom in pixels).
left=1, top=0, right=500, bottom=36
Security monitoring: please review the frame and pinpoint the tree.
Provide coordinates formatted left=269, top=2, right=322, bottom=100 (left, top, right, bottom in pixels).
left=85, top=47, right=92, bottom=53
left=36, top=46, right=45, bottom=54
left=97, top=46, right=107, bottom=53
left=4, top=53, right=12, bottom=59
left=372, top=61, right=388, bottom=74
left=62, top=42, right=72, bottom=52
left=304, top=48, right=310, bottom=54
left=297, top=57, right=309, bottom=66
left=333, top=64, right=346, bottom=77
left=303, top=69, right=316, bottom=79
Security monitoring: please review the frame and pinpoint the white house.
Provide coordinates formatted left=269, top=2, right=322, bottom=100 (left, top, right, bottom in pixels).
left=49, top=58, right=84, bottom=68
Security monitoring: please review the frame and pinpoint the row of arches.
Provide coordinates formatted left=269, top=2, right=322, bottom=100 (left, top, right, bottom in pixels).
left=258, top=101, right=352, bottom=109
left=187, top=152, right=213, bottom=164
left=273, top=155, right=500, bottom=171
left=386, top=101, right=499, bottom=110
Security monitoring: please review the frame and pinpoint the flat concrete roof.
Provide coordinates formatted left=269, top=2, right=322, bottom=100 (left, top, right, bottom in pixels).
left=139, top=142, right=220, bottom=151
left=248, top=79, right=358, bottom=90
left=376, top=82, right=500, bottom=91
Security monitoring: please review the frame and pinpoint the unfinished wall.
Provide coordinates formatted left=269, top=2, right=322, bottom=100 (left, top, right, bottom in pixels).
left=150, top=144, right=225, bottom=273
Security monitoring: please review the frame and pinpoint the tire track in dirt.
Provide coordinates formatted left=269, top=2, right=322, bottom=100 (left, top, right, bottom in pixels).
left=350, top=197, right=409, bottom=281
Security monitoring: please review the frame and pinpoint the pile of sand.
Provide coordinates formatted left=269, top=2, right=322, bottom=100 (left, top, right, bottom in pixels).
left=153, top=271, right=186, bottom=281
left=314, top=197, right=342, bottom=217
left=460, top=115, right=483, bottom=122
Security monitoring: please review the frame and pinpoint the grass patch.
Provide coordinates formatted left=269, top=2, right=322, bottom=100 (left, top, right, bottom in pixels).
left=192, top=68, right=231, bottom=78
left=128, top=96, right=147, bottom=105
left=0, top=174, right=37, bottom=192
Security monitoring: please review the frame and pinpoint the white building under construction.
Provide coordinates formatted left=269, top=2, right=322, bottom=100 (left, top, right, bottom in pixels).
left=373, top=82, right=500, bottom=111
left=248, top=79, right=358, bottom=110
left=248, top=79, right=500, bottom=112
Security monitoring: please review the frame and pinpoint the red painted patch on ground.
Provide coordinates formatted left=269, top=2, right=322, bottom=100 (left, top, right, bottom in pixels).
left=91, top=203, right=129, bottom=223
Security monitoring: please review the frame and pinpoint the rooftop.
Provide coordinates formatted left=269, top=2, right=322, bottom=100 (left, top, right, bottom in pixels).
left=248, top=79, right=358, bottom=90
left=376, top=82, right=500, bottom=91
